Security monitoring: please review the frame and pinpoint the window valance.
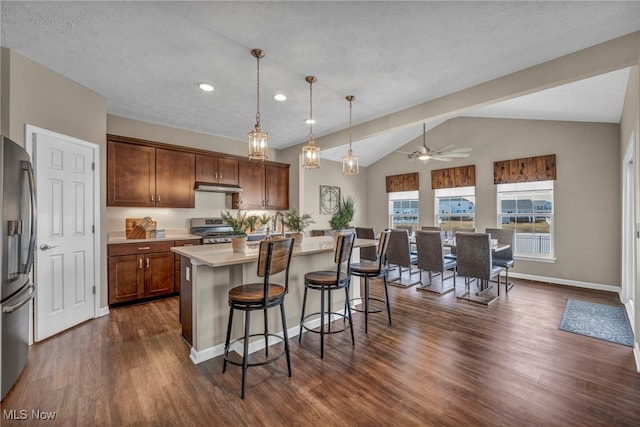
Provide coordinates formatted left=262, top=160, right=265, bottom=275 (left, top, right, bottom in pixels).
left=493, top=154, right=556, bottom=184
left=431, top=165, right=476, bottom=190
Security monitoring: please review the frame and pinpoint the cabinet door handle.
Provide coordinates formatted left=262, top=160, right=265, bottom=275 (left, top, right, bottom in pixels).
left=139, top=258, right=143, bottom=269
left=219, top=173, right=222, bottom=180
left=146, top=258, right=150, bottom=269
left=157, top=195, right=161, bottom=203
left=151, top=194, right=154, bottom=202
left=262, top=200, right=265, bottom=207
left=138, top=247, right=151, bottom=250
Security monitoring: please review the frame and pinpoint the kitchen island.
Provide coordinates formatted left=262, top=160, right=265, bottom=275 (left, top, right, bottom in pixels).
left=172, top=235, right=377, bottom=364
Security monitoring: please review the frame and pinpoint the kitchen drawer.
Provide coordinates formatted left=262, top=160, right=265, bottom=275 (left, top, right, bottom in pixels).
left=108, top=241, right=174, bottom=256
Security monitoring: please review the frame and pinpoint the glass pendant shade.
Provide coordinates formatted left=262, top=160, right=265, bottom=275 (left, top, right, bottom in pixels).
left=302, top=76, right=321, bottom=169
left=248, top=124, right=268, bottom=160
left=342, top=95, right=359, bottom=175
left=342, top=149, right=359, bottom=175
left=302, top=137, right=321, bottom=168
left=248, top=48, right=268, bottom=160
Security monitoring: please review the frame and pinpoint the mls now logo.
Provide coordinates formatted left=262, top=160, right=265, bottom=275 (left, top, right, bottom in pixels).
left=3, top=409, right=57, bottom=420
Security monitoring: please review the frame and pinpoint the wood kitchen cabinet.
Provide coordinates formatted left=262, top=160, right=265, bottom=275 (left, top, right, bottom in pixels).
left=195, top=154, right=239, bottom=185
left=232, top=161, right=289, bottom=210
left=108, top=241, right=175, bottom=306
left=107, top=138, right=195, bottom=208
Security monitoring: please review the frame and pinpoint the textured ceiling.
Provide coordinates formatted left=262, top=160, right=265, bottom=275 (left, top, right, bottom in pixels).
left=1, top=1, right=639, bottom=166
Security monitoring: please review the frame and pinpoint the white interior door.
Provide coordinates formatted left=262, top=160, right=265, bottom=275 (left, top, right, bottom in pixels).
left=27, top=127, right=98, bottom=341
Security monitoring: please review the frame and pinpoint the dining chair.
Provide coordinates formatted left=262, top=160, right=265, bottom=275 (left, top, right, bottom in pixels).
left=415, top=230, right=457, bottom=295
left=349, top=230, right=392, bottom=333
left=445, top=227, right=477, bottom=260
left=355, top=227, right=377, bottom=261
left=396, top=225, right=414, bottom=234
left=454, top=232, right=502, bottom=305
left=421, top=226, right=441, bottom=231
left=222, top=238, right=294, bottom=399
left=485, top=228, right=515, bottom=294
left=386, top=229, right=420, bottom=287
left=299, top=232, right=356, bottom=358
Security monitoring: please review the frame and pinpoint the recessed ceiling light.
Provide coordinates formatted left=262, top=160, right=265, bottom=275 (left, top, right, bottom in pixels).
left=305, top=119, right=316, bottom=124
left=198, top=83, right=214, bottom=92
left=273, top=94, right=287, bottom=101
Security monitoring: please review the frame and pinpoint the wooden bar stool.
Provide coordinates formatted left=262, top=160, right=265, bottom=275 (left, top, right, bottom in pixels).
left=222, top=238, right=294, bottom=399
left=299, top=233, right=355, bottom=358
left=349, top=229, right=391, bottom=333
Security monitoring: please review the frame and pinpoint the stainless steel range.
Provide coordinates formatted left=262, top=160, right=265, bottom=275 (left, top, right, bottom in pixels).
left=190, top=217, right=236, bottom=244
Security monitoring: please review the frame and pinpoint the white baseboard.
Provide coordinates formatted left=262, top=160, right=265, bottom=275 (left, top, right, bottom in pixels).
left=188, top=315, right=335, bottom=364
left=634, top=343, right=640, bottom=374
left=507, top=272, right=620, bottom=293
left=97, top=307, right=110, bottom=317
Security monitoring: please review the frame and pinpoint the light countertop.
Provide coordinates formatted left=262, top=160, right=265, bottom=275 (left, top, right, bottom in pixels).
left=171, top=236, right=377, bottom=268
left=107, top=234, right=201, bottom=245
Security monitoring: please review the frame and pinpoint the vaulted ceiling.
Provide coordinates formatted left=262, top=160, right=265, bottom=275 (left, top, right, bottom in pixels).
left=2, top=1, right=639, bottom=165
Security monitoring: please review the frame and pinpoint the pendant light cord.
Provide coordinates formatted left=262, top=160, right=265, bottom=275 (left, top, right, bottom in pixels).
left=256, top=54, right=261, bottom=126
left=308, top=79, right=313, bottom=140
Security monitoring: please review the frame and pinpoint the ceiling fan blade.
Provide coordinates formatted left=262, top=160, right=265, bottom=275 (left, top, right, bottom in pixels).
left=431, top=144, right=456, bottom=154
left=432, top=157, right=453, bottom=162
left=443, top=147, right=472, bottom=153
left=434, top=152, right=471, bottom=158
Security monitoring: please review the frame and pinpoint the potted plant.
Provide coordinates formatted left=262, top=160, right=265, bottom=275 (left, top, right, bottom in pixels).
left=245, top=214, right=260, bottom=234
left=257, top=213, right=273, bottom=233
left=329, top=196, right=356, bottom=230
left=329, top=196, right=356, bottom=245
left=221, top=210, right=248, bottom=253
left=283, top=209, right=315, bottom=245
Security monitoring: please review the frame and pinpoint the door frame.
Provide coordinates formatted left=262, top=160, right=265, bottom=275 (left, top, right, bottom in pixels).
left=622, top=131, right=636, bottom=332
left=24, top=125, right=102, bottom=325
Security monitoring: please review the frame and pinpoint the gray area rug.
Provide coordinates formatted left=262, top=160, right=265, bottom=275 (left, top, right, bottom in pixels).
left=559, top=299, right=634, bottom=347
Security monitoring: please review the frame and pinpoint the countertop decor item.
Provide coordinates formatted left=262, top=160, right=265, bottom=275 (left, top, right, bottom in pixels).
left=283, top=209, right=315, bottom=246
left=125, top=217, right=156, bottom=239
left=329, top=196, right=356, bottom=230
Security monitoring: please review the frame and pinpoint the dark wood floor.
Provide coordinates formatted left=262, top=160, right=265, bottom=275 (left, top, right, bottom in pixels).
left=2, top=277, right=639, bottom=426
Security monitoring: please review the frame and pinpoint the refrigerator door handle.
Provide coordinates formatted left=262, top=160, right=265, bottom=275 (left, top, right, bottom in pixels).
left=21, top=160, right=37, bottom=275
left=2, top=284, right=35, bottom=313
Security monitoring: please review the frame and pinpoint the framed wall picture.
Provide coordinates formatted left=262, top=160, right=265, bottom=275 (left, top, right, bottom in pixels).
left=319, top=185, right=340, bottom=215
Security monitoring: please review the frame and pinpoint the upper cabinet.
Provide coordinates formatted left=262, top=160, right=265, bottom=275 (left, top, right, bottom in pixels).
left=195, top=154, right=239, bottom=186
left=232, top=161, right=289, bottom=210
left=107, top=134, right=289, bottom=210
left=107, top=136, right=195, bottom=208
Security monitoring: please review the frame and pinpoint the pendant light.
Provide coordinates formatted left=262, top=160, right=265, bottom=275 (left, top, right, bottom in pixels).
left=301, top=76, right=320, bottom=168
left=247, top=48, right=268, bottom=160
left=342, top=95, right=359, bottom=175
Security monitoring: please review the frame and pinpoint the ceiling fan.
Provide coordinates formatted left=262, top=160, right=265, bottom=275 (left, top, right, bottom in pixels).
left=401, top=123, right=472, bottom=162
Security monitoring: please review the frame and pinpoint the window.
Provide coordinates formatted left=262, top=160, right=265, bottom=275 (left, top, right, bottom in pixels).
left=389, top=191, right=419, bottom=229
left=497, top=180, right=554, bottom=259
left=434, top=186, right=475, bottom=235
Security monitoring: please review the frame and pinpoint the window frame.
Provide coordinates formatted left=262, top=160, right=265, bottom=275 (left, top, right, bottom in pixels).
left=388, top=190, right=419, bottom=230
left=496, top=180, right=555, bottom=261
left=434, top=186, right=476, bottom=235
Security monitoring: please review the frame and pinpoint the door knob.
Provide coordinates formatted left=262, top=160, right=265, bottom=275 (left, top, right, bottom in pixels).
left=39, top=244, right=59, bottom=251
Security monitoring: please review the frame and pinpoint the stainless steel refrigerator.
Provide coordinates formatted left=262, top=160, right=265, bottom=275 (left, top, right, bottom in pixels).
left=0, top=136, right=36, bottom=401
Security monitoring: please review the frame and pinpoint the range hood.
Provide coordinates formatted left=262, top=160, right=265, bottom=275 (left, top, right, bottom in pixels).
left=194, top=182, right=243, bottom=193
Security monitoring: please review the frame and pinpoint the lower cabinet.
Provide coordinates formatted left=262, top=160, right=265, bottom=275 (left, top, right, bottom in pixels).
left=108, top=241, right=176, bottom=306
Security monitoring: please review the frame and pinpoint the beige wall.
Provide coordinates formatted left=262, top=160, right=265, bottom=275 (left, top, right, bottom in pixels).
left=279, top=145, right=369, bottom=231
left=367, top=117, right=620, bottom=287
left=0, top=48, right=110, bottom=308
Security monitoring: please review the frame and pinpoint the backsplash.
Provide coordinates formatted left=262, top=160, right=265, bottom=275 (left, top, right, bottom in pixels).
left=106, top=192, right=284, bottom=232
